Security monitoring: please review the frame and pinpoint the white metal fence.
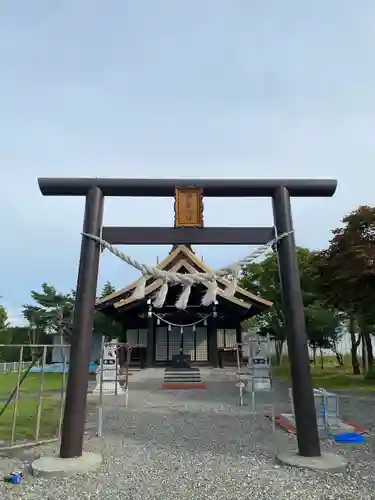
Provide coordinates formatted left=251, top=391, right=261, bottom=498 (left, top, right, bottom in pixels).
left=0, top=361, right=35, bottom=373
left=0, top=343, right=70, bottom=450
left=270, top=333, right=375, bottom=358
left=243, top=332, right=375, bottom=360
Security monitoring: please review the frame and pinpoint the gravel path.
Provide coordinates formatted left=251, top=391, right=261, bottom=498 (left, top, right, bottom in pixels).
left=0, top=368, right=374, bottom=499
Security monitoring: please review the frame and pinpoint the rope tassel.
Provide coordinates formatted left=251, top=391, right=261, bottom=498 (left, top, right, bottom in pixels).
left=201, top=280, right=218, bottom=307
left=175, top=285, right=192, bottom=310
left=131, top=275, right=147, bottom=300
left=223, top=267, right=239, bottom=298
left=153, top=281, right=169, bottom=308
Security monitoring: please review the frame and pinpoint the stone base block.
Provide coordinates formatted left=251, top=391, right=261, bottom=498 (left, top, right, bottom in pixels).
left=276, top=451, right=347, bottom=472
left=31, top=452, right=102, bottom=478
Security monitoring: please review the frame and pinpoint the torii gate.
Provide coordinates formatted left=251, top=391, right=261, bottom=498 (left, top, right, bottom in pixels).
left=37, top=177, right=337, bottom=462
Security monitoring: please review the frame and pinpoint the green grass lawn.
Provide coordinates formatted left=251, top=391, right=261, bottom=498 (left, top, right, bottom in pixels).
left=0, top=372, right=65, bottom=397
left=0, top=372, right=65, bottom=444
left=0, top=371, right=97, bottom=445
left=0, top=398, right=62, bottom=443
left=273, top=357, right=375, bottom=390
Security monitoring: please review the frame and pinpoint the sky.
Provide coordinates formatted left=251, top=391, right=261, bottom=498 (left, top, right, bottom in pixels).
left=1, top=0, right=375, bottom=325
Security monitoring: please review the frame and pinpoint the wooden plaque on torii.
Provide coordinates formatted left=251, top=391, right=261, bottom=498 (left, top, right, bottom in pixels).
left=174, top=187, right=204, bottom=227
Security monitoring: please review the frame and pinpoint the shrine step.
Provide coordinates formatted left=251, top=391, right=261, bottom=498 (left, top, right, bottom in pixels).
left=162, top=368, right=205, bottom=389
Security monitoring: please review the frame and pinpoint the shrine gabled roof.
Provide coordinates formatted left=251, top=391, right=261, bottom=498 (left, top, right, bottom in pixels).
left=95, top=245, right=273, bottom=311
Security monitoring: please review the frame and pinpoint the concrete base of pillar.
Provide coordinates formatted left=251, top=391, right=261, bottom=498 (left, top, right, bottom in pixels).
left=31, top=452, right=102, bottom=478
left=276, top=451, right=348, bottom=472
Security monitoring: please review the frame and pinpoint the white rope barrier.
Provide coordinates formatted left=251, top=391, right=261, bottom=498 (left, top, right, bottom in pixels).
left=152, top=311, right=211, bottom=329
left=83, top=230, right=293, bottom=309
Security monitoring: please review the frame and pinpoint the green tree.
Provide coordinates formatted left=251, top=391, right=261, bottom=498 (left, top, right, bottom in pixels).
left=0, top=303, right=9, bottom=331
left=23, top=283, right=75, bottom=343
left=305, top=305, right=344, bottom=368
left=99, top=281, right=117, bottom=298
left=22, top=285, right=74, bottom=366
left=0, top=304, right=11, bottom=359
left=0, top=326, right=32, bottom=362
left=93, top=281, right=123, bottom=339
left=23, top=281, right=122, bottom=347
left=314, top=205, right=375, bottom=373
left=0, top=302, right=34, bottom=360
left=241, top=249, right=285, bottom=363
left=241, top=247, right=341, bottom=365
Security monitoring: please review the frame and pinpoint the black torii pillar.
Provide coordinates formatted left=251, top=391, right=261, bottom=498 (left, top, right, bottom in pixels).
left=59, top=186, right=104, bottom=458
left=272, top=186, right=320, bottom=457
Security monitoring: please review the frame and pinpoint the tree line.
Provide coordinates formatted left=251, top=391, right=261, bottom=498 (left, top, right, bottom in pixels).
left=0, top=281, right=121, bottom=362
left=241, top=205, right=375, bottom=378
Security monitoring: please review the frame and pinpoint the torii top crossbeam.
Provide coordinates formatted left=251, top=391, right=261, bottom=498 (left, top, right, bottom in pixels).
left=37, top=177, right=337, bottom=198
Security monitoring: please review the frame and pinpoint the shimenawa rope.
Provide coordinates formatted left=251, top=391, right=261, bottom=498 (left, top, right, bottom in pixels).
left=83, top=230, right=293, bottom=309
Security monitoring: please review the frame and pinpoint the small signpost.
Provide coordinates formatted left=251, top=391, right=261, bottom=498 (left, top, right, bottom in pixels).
left=244, top=335, right=273, bottom=415
left=93, top=338, right=124, bottom=396
left=94, top=339, right=132, bottom=438
left=252, top=356, right=272, bottom=392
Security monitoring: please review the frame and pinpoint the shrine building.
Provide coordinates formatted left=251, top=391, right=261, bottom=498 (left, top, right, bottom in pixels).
left=95, top=244, right=272, bottom=367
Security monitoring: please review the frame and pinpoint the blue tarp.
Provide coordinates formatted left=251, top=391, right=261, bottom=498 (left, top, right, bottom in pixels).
left=30, top=362, right=98, bottom=374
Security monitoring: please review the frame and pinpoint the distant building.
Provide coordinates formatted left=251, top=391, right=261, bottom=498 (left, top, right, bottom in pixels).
left=50, top=330, right=102, bottom=363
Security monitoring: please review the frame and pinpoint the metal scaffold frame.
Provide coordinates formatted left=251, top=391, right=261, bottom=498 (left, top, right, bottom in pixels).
left=236, top=334, right=278, bottom=459
left=95, top=337, right=135, bottom=437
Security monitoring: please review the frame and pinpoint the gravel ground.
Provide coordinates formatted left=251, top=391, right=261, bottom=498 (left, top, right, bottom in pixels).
left=0, top=368, right=375, bottom=499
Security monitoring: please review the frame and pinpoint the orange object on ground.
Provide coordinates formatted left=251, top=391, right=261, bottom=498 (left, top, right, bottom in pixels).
left=161, top=382, right=206, bottom=390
